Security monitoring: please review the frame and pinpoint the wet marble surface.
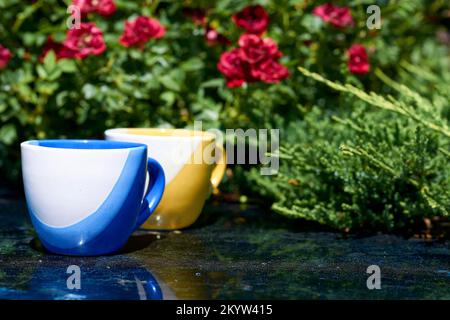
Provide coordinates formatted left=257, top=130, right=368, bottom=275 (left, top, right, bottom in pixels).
left=0, top=198, right=449, bottom=300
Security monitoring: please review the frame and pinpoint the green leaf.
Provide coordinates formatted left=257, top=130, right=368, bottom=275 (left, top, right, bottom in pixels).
left=160, top=91, right=176, bottom=106
left=0, top=124, right=17, bottom=145
left=129, top=49, right=143, bottom=60
left=56, top=91, right=69, bottom=107
left=36, top=82, right=59, bottom=95
left=47, top=69, right=63, bottom=81
left=301, top=15, right=323, bottom=33
left=36, top=65, right=48, bottom=79
left=58, top=60, right=77, bottom=73
left=201, top=78, right=224, bottom=88
left=43, top=51, right=57, bottom=73
left=180, top=57, right=204, bottom=72
left=82, top=84, right=97, bottom=100
left=159, top=75, right=181, bottom=92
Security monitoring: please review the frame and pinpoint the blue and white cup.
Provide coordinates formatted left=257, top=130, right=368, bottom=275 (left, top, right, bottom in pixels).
left=21, top=140, right=165, bottom=256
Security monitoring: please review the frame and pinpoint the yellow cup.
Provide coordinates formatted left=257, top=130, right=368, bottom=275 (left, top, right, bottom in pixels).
left=105, top=128, right=226, bottom=230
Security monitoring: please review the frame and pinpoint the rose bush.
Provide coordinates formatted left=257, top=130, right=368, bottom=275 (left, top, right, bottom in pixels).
left=217, top=34, right=288, bottom=87
left=232, top=5, right=269, bottom=35
left=0, top=45, right=12, bottom=69
left=63, top=22, right=106, bottom=58
left=347, top=44, right=370, bottom=74
left=312, top=3, right=354, bottom=28
left=72, top=0, right=117, bottom=17
left=0, top=0, right=448, bottom=231
left=119, top=16, right=165, bottom=48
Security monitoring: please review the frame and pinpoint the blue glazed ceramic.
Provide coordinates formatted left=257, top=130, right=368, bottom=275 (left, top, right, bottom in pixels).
left=21, top=139, right=165, bottom=256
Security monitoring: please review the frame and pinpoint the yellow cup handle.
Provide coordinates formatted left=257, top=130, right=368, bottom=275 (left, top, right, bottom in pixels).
left=211, top=144, right=226, bottom=193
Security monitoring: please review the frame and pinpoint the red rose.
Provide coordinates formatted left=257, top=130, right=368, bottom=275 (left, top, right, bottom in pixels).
left=119, top=16, right=166, bottom=48
left=217, top=35, right=289, bottom=87
left=71, top=0, right=93, bottom=16
left=0, top=45, right=12, bottom=69
left=63, top=22, right=106, bottom=59
left=217, top=48, right=248, bottom=88
left=348, top=44, right=370, bottom=74
left=71, top=0, right=116, bottom=17
left=96, top=0, right=116, bottom=16
left=253, top=59, right=289, bottom=83
left=183, top=7, right=207, bottom=26
left=205, top=26, right=231, bottom=46
left=40, top=36, right=81, bottom=61
left=313, top=3, right=354, bottom=28
left=237, top=34, right=280, bottom=65
left=232, top=5, right=269, bottom=35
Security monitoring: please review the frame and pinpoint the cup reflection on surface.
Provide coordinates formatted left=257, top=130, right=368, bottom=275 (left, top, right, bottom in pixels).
left=0, top=252, right=164, bottom=300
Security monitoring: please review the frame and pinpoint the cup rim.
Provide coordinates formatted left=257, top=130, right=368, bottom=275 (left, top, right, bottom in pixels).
left=105, top=128, right=217, bottom=141
left=21, top=139, right=147, bottom=151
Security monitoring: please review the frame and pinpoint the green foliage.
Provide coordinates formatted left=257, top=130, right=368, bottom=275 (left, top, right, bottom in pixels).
left=1, top=0, right=448, bottom=186
left=0, top=0, right=449, bottom=232
left=248, top=66, right=450, bottom=232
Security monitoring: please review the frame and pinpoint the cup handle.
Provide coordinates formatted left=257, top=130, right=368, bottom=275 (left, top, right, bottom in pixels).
left=134, top=158, right=165, bottom=231
left=210, top=144, right=226, bottom=194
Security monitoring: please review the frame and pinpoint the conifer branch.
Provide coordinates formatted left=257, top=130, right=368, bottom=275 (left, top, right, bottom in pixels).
left=339, top=144, right=400, bottom=178
left=420, top=187, right=449, bottom=216
left=439, top=147, right=450, bottom=159
left=331, top=116, right=365, bottom=133
left=297, top=67, right=450, bottom=139
left=375, top=68, right=431, bottom=113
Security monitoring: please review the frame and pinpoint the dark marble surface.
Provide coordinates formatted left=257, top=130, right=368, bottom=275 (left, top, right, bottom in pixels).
left=0, top=197, right=449, bottom=300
